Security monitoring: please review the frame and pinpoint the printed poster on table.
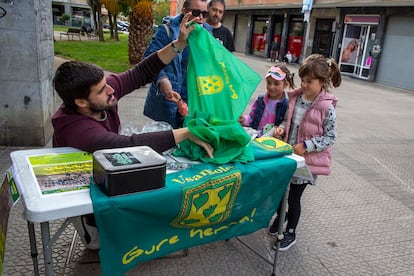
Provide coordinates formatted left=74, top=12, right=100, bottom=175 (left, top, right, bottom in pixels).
left=28, top=151, right=93, bottom=195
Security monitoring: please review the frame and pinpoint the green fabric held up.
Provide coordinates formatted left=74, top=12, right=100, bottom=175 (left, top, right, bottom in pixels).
left=174, top=111, right=254, bottom=164
left=187, top=24, right=261, bottom=121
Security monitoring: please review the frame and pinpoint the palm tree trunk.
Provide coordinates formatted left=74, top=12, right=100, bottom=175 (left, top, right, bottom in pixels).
left=128, top=11, right=153, bottom=65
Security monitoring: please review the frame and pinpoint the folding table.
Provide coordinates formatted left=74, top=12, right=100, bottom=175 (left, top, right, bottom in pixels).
left=10, top=147, right=305, bottom=276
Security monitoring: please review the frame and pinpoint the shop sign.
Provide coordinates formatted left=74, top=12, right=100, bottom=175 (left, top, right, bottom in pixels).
left=344, top=15, right=380, bottom=25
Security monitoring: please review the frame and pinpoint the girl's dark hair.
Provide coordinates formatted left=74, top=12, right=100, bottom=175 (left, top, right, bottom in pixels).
left=299, top=54, right=342, bottom=90
left=274, top=62, right=296, bottom=89
left=53, top=61, right=104, bottom=109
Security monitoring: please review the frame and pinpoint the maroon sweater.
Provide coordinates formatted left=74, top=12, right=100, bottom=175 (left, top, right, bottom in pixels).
left=52, top=53, right=176, bottom=153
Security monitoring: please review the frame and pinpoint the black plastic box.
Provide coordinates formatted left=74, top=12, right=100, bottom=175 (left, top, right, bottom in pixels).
left=92, top=146, right=166, bottom=197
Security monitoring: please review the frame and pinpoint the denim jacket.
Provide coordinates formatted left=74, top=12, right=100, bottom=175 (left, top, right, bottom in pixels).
left=143, top=14, right=212, bottom=128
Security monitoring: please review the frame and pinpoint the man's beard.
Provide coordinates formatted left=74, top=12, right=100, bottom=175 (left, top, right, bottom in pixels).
left=89, top=97, right=118, bottom=114
left=209, top=16, right=221, bottom=25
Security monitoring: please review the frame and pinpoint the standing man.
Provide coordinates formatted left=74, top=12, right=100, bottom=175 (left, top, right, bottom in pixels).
left=206, top=0, right=235, bottom=52
left=143, top=0, right=212, bottom=129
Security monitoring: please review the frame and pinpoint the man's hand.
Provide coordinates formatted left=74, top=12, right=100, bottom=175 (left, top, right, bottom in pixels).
left=174, top=12, right=198, bottom=51
left=158, top=78, right=176, bottom=100
left=187, top=133, right=214, bottom=158
left=172, top=128, right=214, bottom=158
left=166, top=91, right=182, bottom=103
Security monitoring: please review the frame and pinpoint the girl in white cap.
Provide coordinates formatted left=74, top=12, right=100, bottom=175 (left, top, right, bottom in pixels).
left=239, top=63, right=295, bottom=137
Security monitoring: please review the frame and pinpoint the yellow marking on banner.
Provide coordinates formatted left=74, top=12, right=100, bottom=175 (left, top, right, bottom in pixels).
left=255, top=137, right=293, bottom=151
left=189, top=208, right=257, bottom=239
left=197, top=75, right=223, bottom=95
left=171, top=171, right=241, bottom=228
left=122, top=235, right=180, bottom=264
left=219, top=62, right=238, bottom=99
left=171, top=165, right=234, bottom=184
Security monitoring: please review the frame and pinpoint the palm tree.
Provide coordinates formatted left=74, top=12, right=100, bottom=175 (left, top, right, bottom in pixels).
left=126, top=0, right=154, bottom=64
left=100, top=0, right=122, bottom=41
left=87, top=0, right=104, bottom=41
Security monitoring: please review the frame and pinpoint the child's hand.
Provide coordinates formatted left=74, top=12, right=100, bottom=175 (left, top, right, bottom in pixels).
left=293, top=143, right=306, bottom=156
left=274, top=127, right=284, bottom=138
left=238, top=115, right=245, bottom=125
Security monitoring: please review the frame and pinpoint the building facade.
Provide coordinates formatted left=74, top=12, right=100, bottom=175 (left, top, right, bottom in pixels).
left=223, top=0, right=414, bottom=90
left=52, top=0, right=92, bottom=27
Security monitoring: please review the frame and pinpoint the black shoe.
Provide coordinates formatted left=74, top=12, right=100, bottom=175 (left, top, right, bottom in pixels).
left=268, top=212, right=288, bottom=236
left=273, top=231, right=296, bottom=251
left=268, top=224, right=278, bottom=236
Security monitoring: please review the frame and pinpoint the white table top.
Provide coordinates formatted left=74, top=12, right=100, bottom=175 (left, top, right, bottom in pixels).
left=11, top=147, right=305, bottom=223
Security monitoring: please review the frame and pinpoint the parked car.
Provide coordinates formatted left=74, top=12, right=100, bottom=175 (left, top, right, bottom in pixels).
left=117, top=21, right=129, bottom=32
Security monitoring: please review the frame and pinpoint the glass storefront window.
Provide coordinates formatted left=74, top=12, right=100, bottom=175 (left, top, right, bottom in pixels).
left=251, top=17, right=268, bottom=57
left=339, top=15, right=379, bottom=79
left=286, top=18, right=304, bottom=63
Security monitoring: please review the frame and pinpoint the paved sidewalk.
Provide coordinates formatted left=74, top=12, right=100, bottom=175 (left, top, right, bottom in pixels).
left=1, top=54, right=414, bottom=275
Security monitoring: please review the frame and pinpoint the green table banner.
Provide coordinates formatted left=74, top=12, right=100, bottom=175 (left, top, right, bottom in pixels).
left=91, top=140, right=296, bottom=275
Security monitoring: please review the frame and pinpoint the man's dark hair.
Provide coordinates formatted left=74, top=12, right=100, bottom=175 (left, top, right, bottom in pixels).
left=53, top=61, right=104, bottom=109
left=207, top=0, right=226, bottom=9
left=183, top=0, right=207, bottom=9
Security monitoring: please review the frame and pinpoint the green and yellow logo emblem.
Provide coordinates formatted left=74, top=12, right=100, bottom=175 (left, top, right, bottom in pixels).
left=254, top=137, right=293, bottom=152
left=196, top=75, right=224, bottom=95
left=171, top=172, right=241, bottom=228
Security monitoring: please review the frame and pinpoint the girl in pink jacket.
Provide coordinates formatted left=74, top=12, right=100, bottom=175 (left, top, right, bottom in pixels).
left=270, top=54, right=342, bottom=251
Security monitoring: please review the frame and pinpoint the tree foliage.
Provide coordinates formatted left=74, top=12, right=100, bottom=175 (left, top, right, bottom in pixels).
left=87, top=0, right=104, bottom=41
left=101, top=0, right=123, bottom=40
left=153, top=1, right=170, bottom=25
left=60, top=13, right=70, bottom=25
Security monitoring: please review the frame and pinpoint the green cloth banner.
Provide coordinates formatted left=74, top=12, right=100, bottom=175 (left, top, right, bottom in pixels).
left=187, top=24, right=261, bottom=121
left=91, top=140, right=296, bottom=276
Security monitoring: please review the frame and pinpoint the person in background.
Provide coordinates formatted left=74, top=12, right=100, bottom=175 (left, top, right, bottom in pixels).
left=270, top=37, right=280, bottom=62
left=206, top=0, right=235, bottom=52
left=80, top=22, right=93, bottom=35
left=284, top=51, right=293, bottom=63
left=143, top=0, right=212, bottom=129
left=269, top=54, right=341, bottom=251
left=239, top=64, right=295, bottom=138
left=52, top=13, right=213, bottom=250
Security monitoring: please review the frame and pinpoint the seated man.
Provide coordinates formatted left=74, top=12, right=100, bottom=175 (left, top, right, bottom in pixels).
left=52, top=13, right=213, bottom=249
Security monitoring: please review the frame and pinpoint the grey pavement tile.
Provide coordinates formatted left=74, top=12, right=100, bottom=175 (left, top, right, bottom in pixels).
left=369, top=254, right=414, bottom=275
left=326, top=262, right=376, bottom=276
left=361, top=244, right=413, bottom=262
left=275, top=249, right=332, bottom=276
left=312, top=247, right=366, bottom=268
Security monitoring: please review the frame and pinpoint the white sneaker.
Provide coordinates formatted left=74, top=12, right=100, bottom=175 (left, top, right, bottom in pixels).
left=72, top=215, right=100, bottom=250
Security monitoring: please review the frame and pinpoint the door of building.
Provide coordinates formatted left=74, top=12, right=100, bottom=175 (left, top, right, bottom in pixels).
left=251, top=16, right=269, bottom=57
left=339, top=15, right=379, bottom=80
left=312, top=19, right=335, bottom=57
left=286, top=17, right=304, bottom=63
